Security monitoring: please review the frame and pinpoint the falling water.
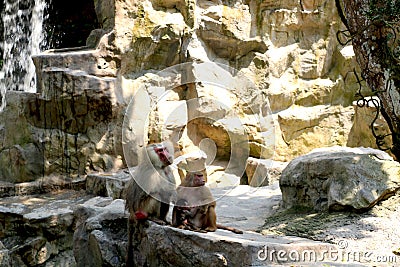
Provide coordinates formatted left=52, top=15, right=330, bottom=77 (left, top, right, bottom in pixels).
left=0, top=0, right=47, bottom=110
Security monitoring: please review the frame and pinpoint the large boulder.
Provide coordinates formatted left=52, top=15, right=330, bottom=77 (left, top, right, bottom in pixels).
left=280, top=146, right=400, bottom=211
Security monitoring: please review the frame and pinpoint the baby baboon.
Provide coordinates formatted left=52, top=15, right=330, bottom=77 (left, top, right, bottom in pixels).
left=172, top=171, right=243, bottom=234
left=171, top=198, right=195, bottom=230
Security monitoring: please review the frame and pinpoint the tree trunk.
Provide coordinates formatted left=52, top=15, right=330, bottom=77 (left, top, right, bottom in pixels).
left=341, top=0, right=400, bottom=160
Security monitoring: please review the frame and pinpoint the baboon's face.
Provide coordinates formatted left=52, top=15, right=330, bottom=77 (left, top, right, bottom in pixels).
left=149, top=143, right=173, bottom=167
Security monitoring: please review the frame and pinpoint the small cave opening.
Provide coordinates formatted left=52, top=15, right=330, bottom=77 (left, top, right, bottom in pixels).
left=0, top=0, right=100, bottom=69
left=43, top=0, right=101, bottom=49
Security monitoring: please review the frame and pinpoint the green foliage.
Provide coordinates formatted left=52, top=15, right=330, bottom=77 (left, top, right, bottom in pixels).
left=366, top=0, right=400, bottom=22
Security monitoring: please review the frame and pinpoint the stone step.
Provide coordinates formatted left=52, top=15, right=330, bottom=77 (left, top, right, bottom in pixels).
left=23, top=69, right=117, bottom=134
left=32, top=48, right=117, bottom=79
left=0, top=177, right=86, bottom=198
left=36, top=67, right=117, bottom=99
left=32, top=48, right=118, bottom=100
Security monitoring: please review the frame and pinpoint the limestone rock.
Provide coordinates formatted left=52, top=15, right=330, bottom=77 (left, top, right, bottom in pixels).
left=0, top=176, right=85, bottom=198
left=26, top=43, right=124, bottom=178
left=347, top=97, right=392, bottom=154
left=86, top=29, right=108, bottom=48
left=245, top=157, right=288, bottom=187
left=93, top=0, right=115, bottom=31
left=0, top=0, right=380, bottom=181
left=73, top=197, right=127, bottom=267
left=280, top=146, right=400, bottom=211
left=86, top=170, right=131, bottom=199
left=129, top=224, right=338, bottom=267
left=275, top=105, right=354, bottom=161
left=0, top=92, right=45, bottom=183
left=197, top=4, right=268, bottom=60
left=0, top=174, right=373, bottom=267
left=0, top=190, right=91, bottom=266
left=120, top=1, right=189, bottom=73
left=32, top=49, right=118, bottom=81
left=0, top=143, right=43, bottom=183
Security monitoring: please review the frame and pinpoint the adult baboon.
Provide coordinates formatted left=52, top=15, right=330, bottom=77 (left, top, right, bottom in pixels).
left=124, top=141, right=176, bottom=265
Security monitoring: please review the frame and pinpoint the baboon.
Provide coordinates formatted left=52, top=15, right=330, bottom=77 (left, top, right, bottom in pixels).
left=124, top=141, right=176, bottom=265
left=125, top=141, right=176, bottom=223
left=172, top=171, right=243, bottom=234
left=171, top=198, right=194, bottom=230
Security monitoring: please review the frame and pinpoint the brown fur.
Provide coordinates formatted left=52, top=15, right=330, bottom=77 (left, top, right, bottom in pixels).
left=124, top=140, right=175, bottom=222
left=172, top=171, right=243, bottom=234
left=124, top=141, right=176, bottom=265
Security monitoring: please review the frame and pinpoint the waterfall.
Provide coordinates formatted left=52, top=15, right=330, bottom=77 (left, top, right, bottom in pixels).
left=0, top=0, right=47, bottom=110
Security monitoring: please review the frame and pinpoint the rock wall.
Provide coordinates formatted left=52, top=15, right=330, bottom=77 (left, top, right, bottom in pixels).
left=82, top=0, right=391, bottom=164
left=0, top=0, right=392, bottom=181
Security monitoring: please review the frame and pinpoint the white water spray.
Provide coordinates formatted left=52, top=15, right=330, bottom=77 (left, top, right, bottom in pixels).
left=0, top=0, right=47, bottom=111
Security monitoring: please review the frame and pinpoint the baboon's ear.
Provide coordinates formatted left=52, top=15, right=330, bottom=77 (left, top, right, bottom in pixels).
left=162, top=140, right=174, bottom=155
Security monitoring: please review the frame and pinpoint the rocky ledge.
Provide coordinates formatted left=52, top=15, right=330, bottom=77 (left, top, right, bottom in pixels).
left=1, top=147, right=399, bottom=266
left=0, top=178, right=363, bottom=267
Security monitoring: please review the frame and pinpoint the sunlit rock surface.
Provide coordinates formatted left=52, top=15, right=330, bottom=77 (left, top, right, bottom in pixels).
left=0, top=0, right=384, bottom=182
left=280, top=146, right=400, bottom=211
